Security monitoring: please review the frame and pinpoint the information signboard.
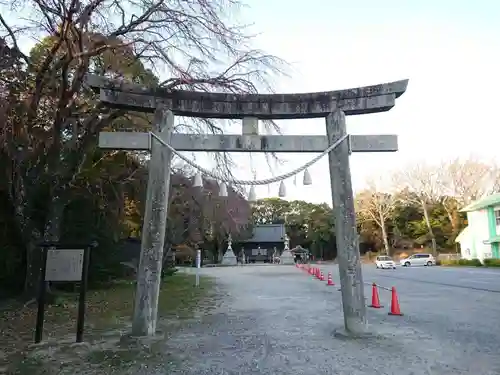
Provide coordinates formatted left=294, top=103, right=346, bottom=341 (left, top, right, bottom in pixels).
left=45, top=249, right=85, bottom=281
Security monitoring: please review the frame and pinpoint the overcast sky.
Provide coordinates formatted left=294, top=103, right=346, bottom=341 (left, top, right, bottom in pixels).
left=224, top=0, right=500, bottom=204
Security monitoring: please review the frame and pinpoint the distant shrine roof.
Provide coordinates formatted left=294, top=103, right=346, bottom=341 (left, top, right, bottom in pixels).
left=240, top=224, right=285, bottom=243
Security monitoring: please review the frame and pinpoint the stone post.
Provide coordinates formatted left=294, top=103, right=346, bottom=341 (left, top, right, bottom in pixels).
left=280, top=235, right=294, bottom=265
left=222, top=233, right=237, bottom=265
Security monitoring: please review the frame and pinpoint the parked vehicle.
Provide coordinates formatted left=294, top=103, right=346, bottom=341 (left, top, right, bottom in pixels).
left=375, top=256, right=396, bottom=269
left=400, top=253, right=436, bottom=267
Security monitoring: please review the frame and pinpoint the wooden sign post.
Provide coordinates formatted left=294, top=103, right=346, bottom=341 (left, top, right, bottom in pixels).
left=35, top=242, right=95, bottom=343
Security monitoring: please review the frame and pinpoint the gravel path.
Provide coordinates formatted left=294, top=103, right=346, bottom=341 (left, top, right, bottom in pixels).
left=158, top=265, right=500, bottom=375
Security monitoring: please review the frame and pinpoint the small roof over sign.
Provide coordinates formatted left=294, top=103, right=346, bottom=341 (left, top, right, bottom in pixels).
left=291, top=246, right=309, bottom=253
left=240, top=224, right=285, bottom=243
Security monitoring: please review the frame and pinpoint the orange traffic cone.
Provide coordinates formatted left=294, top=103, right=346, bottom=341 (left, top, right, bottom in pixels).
left=320, top=271, right=324, bottom=281
left=369, top=283, right=382, bottom=308
left=388, top=287, right=403, bottom=316
left=326, top=272, right=335, bottom=286
left=316, top=269, right=321, bottom=279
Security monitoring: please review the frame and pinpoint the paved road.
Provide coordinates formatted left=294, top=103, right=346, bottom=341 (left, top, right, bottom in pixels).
left=160, top=265, right=500, bottom=375
left=367, top=264, right=500, bottom=293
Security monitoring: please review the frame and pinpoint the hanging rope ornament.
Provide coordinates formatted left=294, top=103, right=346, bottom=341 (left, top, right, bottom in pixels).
left=248, top=167, right=257, bottom=202
left=248, top=185, right=257, bottom=201
left=303, top=168, right=312, bottom=185
left=219, top=182, right=228, bottom=197
left=193, top=172, right=203, bottom=188
left=278, top=181, right=287, bottom=197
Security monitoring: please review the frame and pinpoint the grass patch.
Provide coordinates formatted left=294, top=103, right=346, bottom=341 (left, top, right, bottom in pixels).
left=1, top=273, right=214, bottom=374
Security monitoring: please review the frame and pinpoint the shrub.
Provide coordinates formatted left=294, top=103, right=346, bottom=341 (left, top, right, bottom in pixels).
left=459, top=258, right=482, bottom=267
left=483, top=259, right=500, bottom=267
left=470, top=258, right=483, bottom=267
left=161, top=266, right=179, bottom=279
left=439, top=259, right=458, bottom=266
left=440, top=258, right=483, bottom=267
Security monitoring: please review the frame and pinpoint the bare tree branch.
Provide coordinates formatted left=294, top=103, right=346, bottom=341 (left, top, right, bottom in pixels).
left=438, top=156, right=495, bottom=206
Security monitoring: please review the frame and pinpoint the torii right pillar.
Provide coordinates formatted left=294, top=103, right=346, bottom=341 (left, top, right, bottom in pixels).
left=326, top=109, right=367, bottom=336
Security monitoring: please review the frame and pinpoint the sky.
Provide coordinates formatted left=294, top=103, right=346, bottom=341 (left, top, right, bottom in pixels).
left=6, top=0, right=500, bottom=206
left=219, top=0, right=500, bottom=205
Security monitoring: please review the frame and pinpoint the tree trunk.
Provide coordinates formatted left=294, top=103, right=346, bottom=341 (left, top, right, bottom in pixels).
left=43, top=196, right=64, bottom=242
left=381, top=223, right=390, bottom=256
left=24, top=196, right=65, bottom=298
left=216, top=235, right=225, bottom=263
left=217, top=246, right=224, bottom=263
left=24, top=234, right=42, bottom=295
left=442, top=198, right=459, bottom=239
left=444, top=209, right=454, bottom=230
left=421, top=200, right=437, bottom=256
left=379, top=212, right=390, bottom=255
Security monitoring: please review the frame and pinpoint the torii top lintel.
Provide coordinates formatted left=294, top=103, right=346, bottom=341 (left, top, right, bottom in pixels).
left=85, top=75, right=408, bottom=120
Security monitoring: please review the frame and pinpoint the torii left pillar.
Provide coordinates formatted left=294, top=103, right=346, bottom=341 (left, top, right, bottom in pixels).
left=133, top=107, right=173, bottom=336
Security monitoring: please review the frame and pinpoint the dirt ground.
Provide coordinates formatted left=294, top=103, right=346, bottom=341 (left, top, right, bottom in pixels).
left=1, top=274, right=213, bottom=374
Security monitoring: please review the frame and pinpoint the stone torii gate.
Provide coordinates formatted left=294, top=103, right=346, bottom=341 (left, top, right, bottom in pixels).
left=86, top=75, right=408, bottom=337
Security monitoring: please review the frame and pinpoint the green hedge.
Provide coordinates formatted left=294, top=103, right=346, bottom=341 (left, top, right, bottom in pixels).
left=438, top=258, right=500, bottom=267
left=483, top=259, right=500, bottom=267
left=439, top=258, right=482, bottom=267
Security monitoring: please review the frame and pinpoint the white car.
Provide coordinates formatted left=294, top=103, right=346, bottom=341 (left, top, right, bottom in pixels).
left=400, top=253, right=436, bottom=267
left=375, top=256, right=396, bottom=269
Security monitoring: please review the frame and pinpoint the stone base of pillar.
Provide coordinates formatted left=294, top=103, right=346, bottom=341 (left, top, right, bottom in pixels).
left=280, top=250, right=294, bottom=265
left=221, top=249, right=237, bottom=265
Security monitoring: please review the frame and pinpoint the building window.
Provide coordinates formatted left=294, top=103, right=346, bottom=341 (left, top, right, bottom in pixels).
left=495, top=209, right=500, bottom=226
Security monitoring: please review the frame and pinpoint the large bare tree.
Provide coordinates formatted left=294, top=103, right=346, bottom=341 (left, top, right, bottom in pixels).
left=393, top=163, right=441, bottom=255
left=438, top=156, right=493, bottom=206
left=436, top=156, right=494, bottom=239
left=0, top=0, right=284, bottom=296
left=355, top=177, right=396, bottom=255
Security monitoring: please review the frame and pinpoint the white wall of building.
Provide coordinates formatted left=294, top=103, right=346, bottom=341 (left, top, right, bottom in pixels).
left=467, top=209, right=490, bottom=261
left=458, top=228, right=473, bottom=260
